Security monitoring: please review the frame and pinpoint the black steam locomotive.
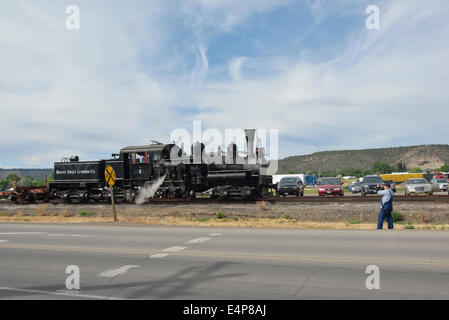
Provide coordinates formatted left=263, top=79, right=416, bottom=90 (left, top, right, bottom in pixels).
left=49, top=129, right=274, bottom=203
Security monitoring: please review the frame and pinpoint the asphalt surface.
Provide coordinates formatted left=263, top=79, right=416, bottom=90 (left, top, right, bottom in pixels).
left=1, top=223, right=449, bottom=299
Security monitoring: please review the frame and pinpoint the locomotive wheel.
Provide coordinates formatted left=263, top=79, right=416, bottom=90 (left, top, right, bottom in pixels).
left=28, top=194, right=36, bottom=203
left=79, top=193, right=88, bottom=203
left=62, top=194, right=71, bottom=204
left=10, top=195, right=18, bottom=204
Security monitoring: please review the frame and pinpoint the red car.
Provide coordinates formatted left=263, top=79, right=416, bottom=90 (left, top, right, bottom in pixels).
left=434, top=172, right=447, bottom=180
left=318, top=177, right=344, bottom=196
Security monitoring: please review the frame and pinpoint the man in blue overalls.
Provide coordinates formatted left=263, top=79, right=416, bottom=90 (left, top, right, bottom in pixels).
left=377, top=183, right=394, bottom=229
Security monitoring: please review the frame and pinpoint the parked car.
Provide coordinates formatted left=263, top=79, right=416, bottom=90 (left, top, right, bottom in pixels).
left=278, top=176, right=304, bottom=197
left=361, top=175, right=385, bottom=196
left=382, top=180, right=396, bottom=193
left=404, top=178, right=438, bottom=196
left=318, top=177, right=344, bottom=196
left=348, top=181, right=362, bottom=194
left=430, top=178, right=448, bottom=191
left=434, top=172, right=447, bottom=180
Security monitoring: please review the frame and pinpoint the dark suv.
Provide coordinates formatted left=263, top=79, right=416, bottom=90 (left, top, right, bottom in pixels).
left=278, top=177, right=304, bottom=197
left=361, top=175, right=385, bottom=196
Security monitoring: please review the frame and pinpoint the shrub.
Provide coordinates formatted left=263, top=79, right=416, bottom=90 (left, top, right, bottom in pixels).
left=404, top=222, right=415, bottom=229
left=282, top=214, right=293, bottom=220
left=80, top=211, right=95, bottom=217
left=216, top=211, right=225, bottom=219
left=348, top=220, right=361, bottom=224
left=392, top=210, right=404, bottom=222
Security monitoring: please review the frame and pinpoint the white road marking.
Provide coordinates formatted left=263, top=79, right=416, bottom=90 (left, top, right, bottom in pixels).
left=150, top=253, right=170, bottom=258
left=47, top=234, right=89, bottom=237
left=150, top=246, right=187, bottom=258
left=98, top=265, right=140, bottom=278
left=209, top=233, right=223, bottom=236
left=186, top=237, right=212, bottom=244
left=0, top=287, right=125, bottom=300
left=162, top=246, right=187, bottom=252
left=0, top=240, right=9, bottom=243
left=0, top=232, right=45, bottom=235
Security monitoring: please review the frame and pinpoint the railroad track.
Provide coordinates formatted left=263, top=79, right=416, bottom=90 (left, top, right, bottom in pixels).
left=143, top=194, right=449, bottom=204
left=274, top=194, right=449, bottom=203
left=1, top=194, right=449, bottom=206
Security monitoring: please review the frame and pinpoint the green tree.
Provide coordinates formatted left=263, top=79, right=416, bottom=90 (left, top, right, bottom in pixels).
left=437, top=164, right=449, bottom=172
left=343, top=168, right=363, bottom=177
left=0, top=180, right=8, bottom=190
left=395, top=162, right=407, bottom=172
left=322, top=171, right=337, bottom=177
left=372, top=161, right=393, bottom=174
left=410, top=167, right=423, bottom=173
left=5, top=174, right=19, bottom=182
left=362, top=170, right=372, bottom=176
left=18, top=176, right=35, bottom=187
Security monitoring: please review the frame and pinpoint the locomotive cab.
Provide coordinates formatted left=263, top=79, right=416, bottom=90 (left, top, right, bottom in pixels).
left=120, top=143, right=165, bottom=181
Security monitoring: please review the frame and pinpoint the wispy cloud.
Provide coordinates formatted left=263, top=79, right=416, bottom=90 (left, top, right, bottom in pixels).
left=0, top=0, right=448, bottom=167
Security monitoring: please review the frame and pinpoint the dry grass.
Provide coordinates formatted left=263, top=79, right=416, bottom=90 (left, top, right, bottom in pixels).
left=420, top=213, right=430, bottom=223
left=256, top=201, right=269, bottom=211
left=35, top=205, right=50, bottom=217
left=62, top=210, right=71, bottom=217
left=0, top=214, right=447, bottom=230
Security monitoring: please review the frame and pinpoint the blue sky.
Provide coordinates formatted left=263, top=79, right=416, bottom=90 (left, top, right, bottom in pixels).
left=0, top=0, right=448, bottom=168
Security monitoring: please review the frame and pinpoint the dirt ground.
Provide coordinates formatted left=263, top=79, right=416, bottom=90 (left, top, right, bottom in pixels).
left=0, top=200, right=448, bottom=230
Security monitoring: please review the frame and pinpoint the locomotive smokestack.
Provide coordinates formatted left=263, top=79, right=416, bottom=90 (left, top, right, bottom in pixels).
left=245, top=129, right=255, bottom=158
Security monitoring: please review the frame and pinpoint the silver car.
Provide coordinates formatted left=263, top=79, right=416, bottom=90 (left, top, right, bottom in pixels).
left=348, top=181, right=362, bottom=193
left=431, top=178, right=448, bottom=191
left=404, top=178, right=438, bottom=196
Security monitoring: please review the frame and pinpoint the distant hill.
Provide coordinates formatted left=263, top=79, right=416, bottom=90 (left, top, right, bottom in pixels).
left=2, top=144, right=449, bottom=178
left=0, top=169, right=52, bottom=180
left=277, top=144, right=449, bottom=174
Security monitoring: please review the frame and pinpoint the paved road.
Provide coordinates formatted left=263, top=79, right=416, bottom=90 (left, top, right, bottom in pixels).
left=0, top=223, right=449, bottom=299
